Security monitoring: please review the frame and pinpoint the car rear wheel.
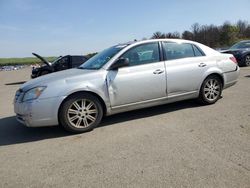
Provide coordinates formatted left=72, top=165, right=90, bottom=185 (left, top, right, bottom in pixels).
left=198, top=75, right=222, bottom=105
left=59, top=93, right=103, bottom=133
left=245, top=55, right=250, bottom=66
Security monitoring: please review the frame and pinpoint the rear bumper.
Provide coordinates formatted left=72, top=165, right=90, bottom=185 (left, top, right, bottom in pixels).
left=223, top=66, right=240, bottom=89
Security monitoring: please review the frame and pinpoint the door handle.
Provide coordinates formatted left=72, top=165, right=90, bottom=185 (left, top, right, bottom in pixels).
left=198, top=63, right=207, bottom=67
left=153, top=69, right=164, bottom=74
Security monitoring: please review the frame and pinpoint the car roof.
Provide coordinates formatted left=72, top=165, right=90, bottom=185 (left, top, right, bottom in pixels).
left=119, top=39, right=205, bottom=48
left=238, top=40, right=250, bottom=43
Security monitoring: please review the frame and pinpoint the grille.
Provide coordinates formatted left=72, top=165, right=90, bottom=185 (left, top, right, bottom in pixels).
left=15, top=89, right=23, bottom=102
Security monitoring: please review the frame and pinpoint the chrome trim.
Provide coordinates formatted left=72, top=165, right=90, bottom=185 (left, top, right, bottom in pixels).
left=111, top=91, right=197, bottom=110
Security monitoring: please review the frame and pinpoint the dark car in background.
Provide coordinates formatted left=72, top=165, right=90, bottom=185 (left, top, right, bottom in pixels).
left=31, top=53, right=88, bottom=78
left=221, top=40, right=250, bottom=67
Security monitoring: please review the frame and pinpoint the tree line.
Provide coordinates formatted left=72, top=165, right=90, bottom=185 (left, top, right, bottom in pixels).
left=151, top=20, right=250, bottom=48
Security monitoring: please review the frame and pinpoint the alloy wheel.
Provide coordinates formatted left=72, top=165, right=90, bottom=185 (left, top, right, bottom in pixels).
left=67, top=99, right=98, bottom=128
left=203, top=79, right=221, bottom=102
left=245, top=55, right=250, bottom=66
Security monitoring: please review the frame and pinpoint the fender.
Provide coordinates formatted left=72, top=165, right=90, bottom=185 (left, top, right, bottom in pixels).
left=198, top=67, right=224, bottom=92
left=62, top=79, right=111, bottom=114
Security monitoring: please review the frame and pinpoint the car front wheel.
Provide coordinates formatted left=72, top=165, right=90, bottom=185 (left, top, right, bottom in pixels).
left=59, top=93, right=103, bottom=133
left=198, top=75, right=222, bottom=105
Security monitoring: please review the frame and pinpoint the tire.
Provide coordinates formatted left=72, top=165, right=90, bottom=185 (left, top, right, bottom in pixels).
left=59, top=93, right=103, bottom=133
left=198, top=75, right=222, bottom=105
left=244, top=55, right=250, bottom=67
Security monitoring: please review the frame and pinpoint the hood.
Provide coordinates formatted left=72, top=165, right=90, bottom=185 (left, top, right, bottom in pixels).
left=21, top=68, right=98, bottom=91
left=32, top=53, right=51, bottom=67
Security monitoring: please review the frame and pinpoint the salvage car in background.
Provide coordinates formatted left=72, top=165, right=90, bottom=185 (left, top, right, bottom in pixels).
left=221, top=40, right=250, bottom=67
left=14, top=39, right=239, bottom=133
left=31, top=53, right=88, bottom=78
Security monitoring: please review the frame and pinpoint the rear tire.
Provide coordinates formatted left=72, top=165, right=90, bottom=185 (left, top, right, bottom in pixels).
left=59, top=93, right=103, bottom=133
left=198, top=75, right=222, bottom=105
left=244, top=55, right=250, bottom=66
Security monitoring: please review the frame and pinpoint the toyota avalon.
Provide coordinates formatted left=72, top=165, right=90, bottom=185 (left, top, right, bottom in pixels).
left=14, top=39, right=240, bottom=133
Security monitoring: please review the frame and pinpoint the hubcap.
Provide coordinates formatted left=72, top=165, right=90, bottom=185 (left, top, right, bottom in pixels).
left=204, top=79, right=220, bottom=101
left=67, top=99, right=98, bottom=128
left=245, top=55, right=250, bottom=66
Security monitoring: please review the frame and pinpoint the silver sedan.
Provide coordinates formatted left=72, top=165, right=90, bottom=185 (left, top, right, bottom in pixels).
left=14, top=39, right=240, bottom=133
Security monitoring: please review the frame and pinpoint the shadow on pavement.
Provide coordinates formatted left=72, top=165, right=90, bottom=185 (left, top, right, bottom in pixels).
left=0, top=100, right=200, bottom=146
left=100, top=100, right=200, bottom=127
left=0, top=117, right=70, bottom=146
left=5, top=81, right=26, bottom=85
left=245, top=75, right=250, bottom=78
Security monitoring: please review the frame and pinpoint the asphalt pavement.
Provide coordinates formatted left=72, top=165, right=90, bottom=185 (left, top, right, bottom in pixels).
left=0, top=67, right=250, bottom=188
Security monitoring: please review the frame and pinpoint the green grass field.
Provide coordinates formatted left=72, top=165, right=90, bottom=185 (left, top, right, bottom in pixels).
left=0, top=57, right=57, bottom=66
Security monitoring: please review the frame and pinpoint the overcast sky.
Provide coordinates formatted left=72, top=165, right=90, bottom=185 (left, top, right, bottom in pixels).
left=0, top=0, right=250, bottom=57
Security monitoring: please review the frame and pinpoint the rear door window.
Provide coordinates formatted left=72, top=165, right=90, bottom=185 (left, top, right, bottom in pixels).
left=192, top=45, right=205, bottom=57
left=163, top=42, right=195, bottom=60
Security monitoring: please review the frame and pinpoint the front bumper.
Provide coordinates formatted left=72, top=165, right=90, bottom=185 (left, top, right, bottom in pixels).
left=31, top=74, right=37, bottom=79
left=14, top=96, right=64, bottom=127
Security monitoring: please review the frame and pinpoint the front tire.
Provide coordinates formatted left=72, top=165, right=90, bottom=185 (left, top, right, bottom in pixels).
left=59, top=93, right=103, bottom=133
left=198, top=75, right=222, bottom=105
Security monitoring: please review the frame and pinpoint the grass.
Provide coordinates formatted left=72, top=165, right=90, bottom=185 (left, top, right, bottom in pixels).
left=0, top=57, right=57, bottom=66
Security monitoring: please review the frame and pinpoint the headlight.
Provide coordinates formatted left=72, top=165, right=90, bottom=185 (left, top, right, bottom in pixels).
left=22, top=86, right=46, bottom=102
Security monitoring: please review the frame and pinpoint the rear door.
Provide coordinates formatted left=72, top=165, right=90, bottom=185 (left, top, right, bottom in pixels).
left=162, top=42, right=208, bottom=96
left=107, top=42, right=167, bottom=107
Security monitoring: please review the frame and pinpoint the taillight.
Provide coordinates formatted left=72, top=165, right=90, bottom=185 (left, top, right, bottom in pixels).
left=230, top=56, right=238, bottom=64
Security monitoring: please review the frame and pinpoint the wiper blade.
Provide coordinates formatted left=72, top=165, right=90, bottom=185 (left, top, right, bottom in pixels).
left=77, top=67, right=98, bottom=70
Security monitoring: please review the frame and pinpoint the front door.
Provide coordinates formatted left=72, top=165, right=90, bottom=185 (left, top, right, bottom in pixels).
left=107, top=42, right=167, bottom=107
left=54, top=56, right=69, bottom=71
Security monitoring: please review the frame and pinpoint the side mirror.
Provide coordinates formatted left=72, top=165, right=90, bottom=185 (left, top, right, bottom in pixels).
left=109, top=58, right=129, bottom=70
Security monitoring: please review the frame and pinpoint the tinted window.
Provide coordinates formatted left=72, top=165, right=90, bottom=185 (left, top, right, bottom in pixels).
left=56, top=57, right=69, bottom=67
left=230, top=41, right=250, bottom=49
left=163, top=42, right=195, bottom=60
left=193, top=45, right=204, bottom=57
left=54, top=56, right=69, bottom=70
left=72, top=56, right=87, bottom=67
left=121, top=43, right=160, bottom=66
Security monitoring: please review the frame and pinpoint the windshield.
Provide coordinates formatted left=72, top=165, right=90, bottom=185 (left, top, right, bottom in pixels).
left=230, top=41, right=250, bottom=50
left=79, top=45, right=127, bottom=69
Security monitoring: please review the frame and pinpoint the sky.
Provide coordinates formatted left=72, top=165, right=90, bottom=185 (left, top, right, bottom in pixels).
left=0, top=0, right=250, bottom=58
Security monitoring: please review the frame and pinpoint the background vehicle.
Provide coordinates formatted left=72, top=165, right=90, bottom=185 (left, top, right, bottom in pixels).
left=31, top=53, right=88, bottom=78
left=221, top=40, right=250, bottom=67
left=14, top=39, right=239, bottom=133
